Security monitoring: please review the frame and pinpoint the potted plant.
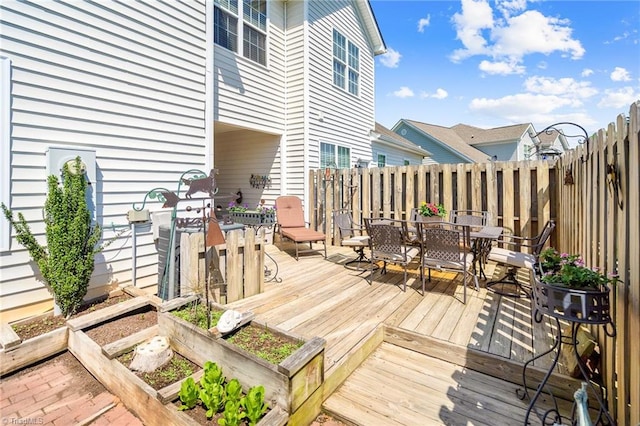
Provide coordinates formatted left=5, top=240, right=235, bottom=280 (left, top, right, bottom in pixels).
left=228, top=201, right=276, bottom=226
left=418, top=202, right=446, bottom=222
left=532, top=248, right=619, bottom=324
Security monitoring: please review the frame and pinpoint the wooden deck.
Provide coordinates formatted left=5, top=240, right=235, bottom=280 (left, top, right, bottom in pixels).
left=224, top=242, right=585, bottom=425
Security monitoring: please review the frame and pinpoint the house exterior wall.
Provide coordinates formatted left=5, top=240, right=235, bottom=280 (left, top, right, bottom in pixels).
left=394, top=123, right=470, bottom=164
left=371, top=143, right=424, bottom=166
left=307, top=0, right=377, bottom=170
left=475, top=143, right=518, bottom=162
left=0, top=0, right=208, bottom=321
left=213, top=1, right=286, bottom=135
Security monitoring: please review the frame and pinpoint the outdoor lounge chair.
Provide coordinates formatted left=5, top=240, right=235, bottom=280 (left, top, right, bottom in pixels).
left=274, top=195, right=327, bottom=261
left=486, top=220, right=556, bottom=297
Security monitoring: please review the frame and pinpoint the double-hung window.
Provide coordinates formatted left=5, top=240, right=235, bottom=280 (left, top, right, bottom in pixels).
left=333, top=29, right=359, bottom=95
left=321, top=142, right=351, bottom=169
left=214, top=0, right=267, bottom=66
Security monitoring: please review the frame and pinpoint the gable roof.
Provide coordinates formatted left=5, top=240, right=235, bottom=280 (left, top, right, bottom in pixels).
left=354, top=0, right=386, bottom=55
left=450, top=123, right=533, bottom=145
left=373, top=122, right=431, bottom=156
left=400, top=120, right=490, bottom=163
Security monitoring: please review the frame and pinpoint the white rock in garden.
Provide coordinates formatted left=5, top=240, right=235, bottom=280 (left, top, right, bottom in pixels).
left=217, top=310, right=243, bottom=333
left=129, top=336, right=173, bottom=373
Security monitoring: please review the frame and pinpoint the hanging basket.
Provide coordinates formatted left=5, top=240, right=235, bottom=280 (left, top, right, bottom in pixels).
left=532, top=276, right=611, bottom=324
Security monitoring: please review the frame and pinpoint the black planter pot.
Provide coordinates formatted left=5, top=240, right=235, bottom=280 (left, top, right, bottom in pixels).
left=531, top=276, right=611, bottom=325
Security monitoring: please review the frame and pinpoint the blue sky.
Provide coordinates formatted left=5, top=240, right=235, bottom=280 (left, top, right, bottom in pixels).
left=370, top=0, right=640, bottom=139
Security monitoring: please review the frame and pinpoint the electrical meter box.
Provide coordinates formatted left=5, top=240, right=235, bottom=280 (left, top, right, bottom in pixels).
left=46, top=147, right=97, bottom=220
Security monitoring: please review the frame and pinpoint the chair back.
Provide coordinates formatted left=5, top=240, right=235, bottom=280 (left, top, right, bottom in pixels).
left=449, top=210, right=488, bottom=229
left=419, top=222, right=471, bottom=263
left=274, top=196, right=305, bottom=228
left=531, top=220, right=556, bottom=257
left=333, top=209, right=356, bottom=240
left=364, top=219, right=410, bottom=262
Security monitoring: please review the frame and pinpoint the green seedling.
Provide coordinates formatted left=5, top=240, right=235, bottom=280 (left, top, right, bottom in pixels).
left=200, top=382, right=225, bottom=419
left=225, top=378, right=243, bottom=404
left=241, top=385, right=268, bottom=426
left=201, top=361, right=225, bottom=388
left=178, top=377, right=200, bottom=410
left=218, top=400, right=245, bottom=426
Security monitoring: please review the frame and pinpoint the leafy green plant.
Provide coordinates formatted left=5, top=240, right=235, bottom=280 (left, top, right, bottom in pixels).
left=225, top=378, right=243, bottom=404
left=1, top=157, right=112, bottom=318
left=171, top=301, right=222, bottom=329
left=201, top=361, right=225, bottom=387
left=200, top=382, right=225, bottom=419
left=540, top=248, right=620, bottom=290
left=178, top=377, right=200, bottom=410
left=218, top=400, right=245, bottom=426
left=241, top=385, right=268, bottom=426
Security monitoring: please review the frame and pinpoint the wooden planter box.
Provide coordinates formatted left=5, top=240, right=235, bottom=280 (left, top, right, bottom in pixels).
left=0, top=319, right=68, bottom=376
left=158, top=298, right=325, bottom=418
left=69, top=327, right=288, bottom=425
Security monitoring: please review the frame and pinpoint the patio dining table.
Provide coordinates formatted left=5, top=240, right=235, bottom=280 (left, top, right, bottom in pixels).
left=469, top=226, right=503, bottom=279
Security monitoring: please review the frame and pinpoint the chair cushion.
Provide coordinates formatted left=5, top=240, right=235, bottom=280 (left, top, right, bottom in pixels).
left=488, top=247, right=535, bottom=268
left=274, top=196, right=306, bottom=228
left=342, top=235, right=369, bottom=247
left=281, top=227, right=325, bottom=242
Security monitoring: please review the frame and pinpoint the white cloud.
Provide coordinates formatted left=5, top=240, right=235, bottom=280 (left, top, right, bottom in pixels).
left=420, top=88, right=449, bottom=99
left=450, top=0, right=494, bottom=62
left=392, top=87, right=415, bottom=98
left=610, top=67, right=631, bottom=82
left=524, top=76, right=598, bottom=99
left=581, top=68, right=594, bottom=77
left=537, top=61, right=548, bottom=70
left=418, top=15, right=431, bottom=33
left=479, top=60, right=525, bottom=75
left=432, top=88, right=449, bottom=99
left=598, top=87, right=640, bottom=108
left=450, top=2, right=584, bottom=71
left=379, top=47, right=402, bottom=68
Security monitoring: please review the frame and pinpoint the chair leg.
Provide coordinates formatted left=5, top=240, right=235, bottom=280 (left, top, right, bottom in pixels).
left=486, top=266, right=529, bottom=297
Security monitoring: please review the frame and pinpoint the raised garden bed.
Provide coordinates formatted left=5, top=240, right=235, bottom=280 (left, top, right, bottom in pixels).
left=159, top=296, right=326, bottom=418
left=0, top=292, right=139, bottom=376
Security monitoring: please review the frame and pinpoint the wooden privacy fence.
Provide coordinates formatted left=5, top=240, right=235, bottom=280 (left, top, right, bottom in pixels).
left=179, top=228, right=265, bottom=304
left=309, top=101, right=639, bottom=425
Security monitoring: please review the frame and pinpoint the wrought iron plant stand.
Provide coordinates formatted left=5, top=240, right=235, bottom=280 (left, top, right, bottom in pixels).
left=519, top=274, right=616, bottom=425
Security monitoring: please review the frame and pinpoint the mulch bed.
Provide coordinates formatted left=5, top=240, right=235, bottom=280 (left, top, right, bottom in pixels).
left=11, top=293, right=135, bottom=340
left=84, top=308, right=157, bottom=346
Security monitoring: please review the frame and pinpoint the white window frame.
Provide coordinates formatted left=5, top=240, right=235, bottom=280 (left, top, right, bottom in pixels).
left=214, top=0, right=267, bottom=66
left=320, top=142, right=351, bottom=169
left=1, top=56, right=10, bottom=251
left=333, top=29, right=359, bottom=96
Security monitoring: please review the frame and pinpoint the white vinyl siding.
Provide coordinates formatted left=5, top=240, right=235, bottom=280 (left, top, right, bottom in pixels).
left=1, top=56, right=10, bottom=251
left=307, top=0, right=376, bottom=175
left=215, top=1, right=284, bottom=135
left=0, top=0, right=208, bottom=321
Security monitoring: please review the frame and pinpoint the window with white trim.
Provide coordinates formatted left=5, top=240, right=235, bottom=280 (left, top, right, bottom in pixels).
left=403, top=159, right=410, bottom=166
left=377, top=154, right=386, bottom=167
left=333, top=29, right=359, bottom=95
left=320, top=142, right=350, bottom=169
left=214, top=0, right=267, bottom=66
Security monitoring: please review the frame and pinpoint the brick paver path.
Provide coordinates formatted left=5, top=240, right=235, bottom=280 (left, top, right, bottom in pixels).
left=0, top=356, right=142, bottom=426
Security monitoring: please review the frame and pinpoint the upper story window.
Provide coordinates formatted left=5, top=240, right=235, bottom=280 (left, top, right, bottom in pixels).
left=377, top=154, right=386, bottom=167
left=214, top=0, right=267, bottom=66
left=321, top=142, right=351, bottom=169
left=333, top=29, right=359, bottom=95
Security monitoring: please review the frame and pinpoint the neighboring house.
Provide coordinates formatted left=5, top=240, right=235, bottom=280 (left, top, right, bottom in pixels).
left=0, top=0, right=385, bottom=321
left=392, top=119, right=570, bottom=164
left=369, top=122, right=430, bottom=167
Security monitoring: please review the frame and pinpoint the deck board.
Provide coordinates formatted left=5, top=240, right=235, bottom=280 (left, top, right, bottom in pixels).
left=223, top=244, right=581, bottom=425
